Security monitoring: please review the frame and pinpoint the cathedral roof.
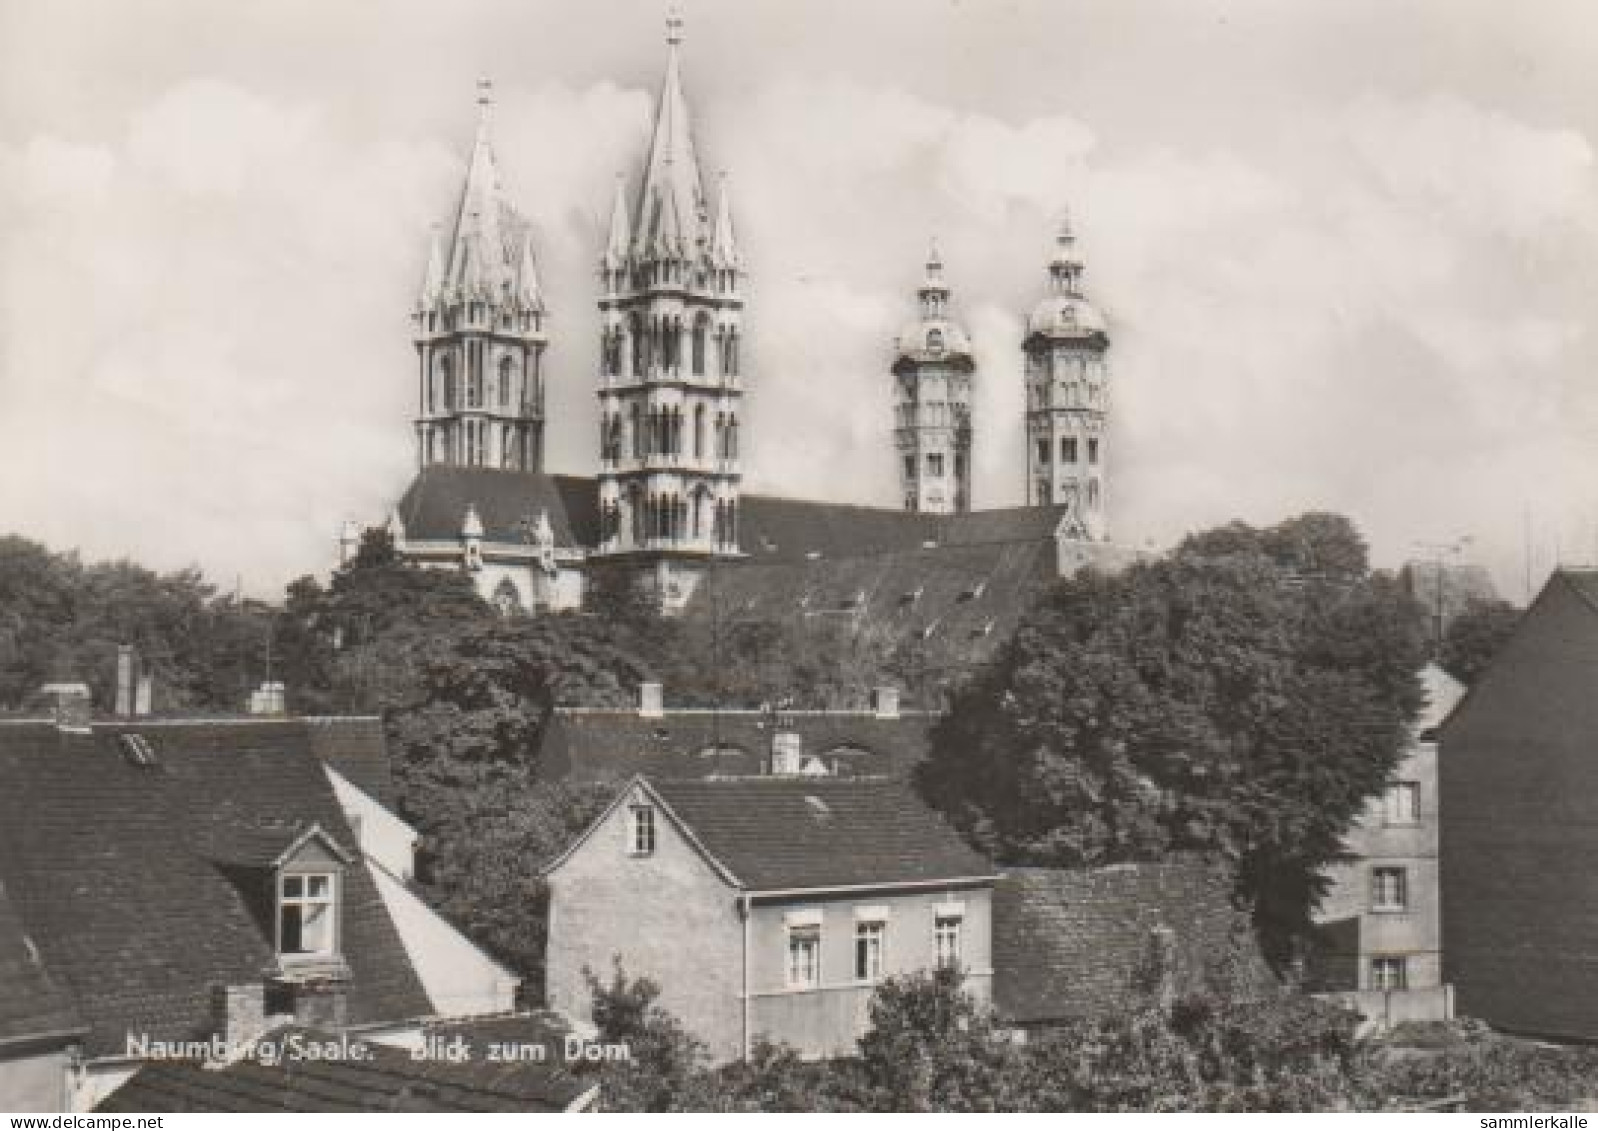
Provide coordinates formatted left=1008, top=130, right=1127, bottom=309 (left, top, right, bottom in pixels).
left=395, top=468, right=602, bottom=549
left=422, top=80, right=544, bottom=312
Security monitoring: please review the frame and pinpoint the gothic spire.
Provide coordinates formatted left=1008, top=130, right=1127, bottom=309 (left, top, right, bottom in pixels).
left=634, top=11, right=710, bottom=259
left=603, top=174, right=631, bottom=270
left=444, top=78, right=518, bottom=298
left=711, top=172, right=739, bottom=268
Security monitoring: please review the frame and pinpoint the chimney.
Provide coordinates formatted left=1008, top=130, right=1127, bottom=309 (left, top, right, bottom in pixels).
left=871, top=686, right=900, bottom=720
left=770, top=730, right=803, bottom=775
left=40, top=683, right=93, bottom=732
left=248, top=681, right=287, bottom=716
left=211, top=982, right=267, bottom=1050
left=115, top=645, right=136, bottom=718
left=638, top=681, right=664, bottom=719
left=134, top=674, right=153, bottom=717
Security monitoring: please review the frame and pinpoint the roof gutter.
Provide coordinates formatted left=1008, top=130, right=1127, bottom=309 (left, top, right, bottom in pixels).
left=745, top=874, right=1000, bottom=902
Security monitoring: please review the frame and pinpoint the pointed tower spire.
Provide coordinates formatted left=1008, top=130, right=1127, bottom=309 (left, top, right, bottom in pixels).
left=711, top=172, right=739, bottom=268
left=895, top=240, right=975, bottom=514
left=919, top=237, right=950, bottom=318
left=418, top=223, right=445, bottom=309
left=634, top=9, right=709, bottom=258
left=603, top=174, right=631, bottom=271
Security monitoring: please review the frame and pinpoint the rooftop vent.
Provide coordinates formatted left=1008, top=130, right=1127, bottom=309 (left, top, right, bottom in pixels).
left=958, top=581, right=987, bottom=602
left=118, top=733, right=158, bottom=768
left=972, top=619, right=995, bottom=639
left=900, top=586, right=924, bottom=605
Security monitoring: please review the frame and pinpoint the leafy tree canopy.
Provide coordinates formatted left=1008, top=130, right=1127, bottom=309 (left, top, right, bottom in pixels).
left=1439, top=596, right=1520, bottom=686
left=917, top=513, right=1429, bottom=965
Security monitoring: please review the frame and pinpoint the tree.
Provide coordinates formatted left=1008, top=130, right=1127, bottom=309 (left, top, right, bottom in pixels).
left=1439, top=597, right=1520, bottom=685
left=917, top=514, right=1429, bottom=965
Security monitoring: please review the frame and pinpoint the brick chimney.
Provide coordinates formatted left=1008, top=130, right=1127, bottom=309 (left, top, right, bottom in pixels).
left=211, top=982, right=267, bottom=1050
left=40, top=683, right=92, bottom=732
left=114, top=645, right=136, bottom=717
left=638, top=681, right=664, bottom=719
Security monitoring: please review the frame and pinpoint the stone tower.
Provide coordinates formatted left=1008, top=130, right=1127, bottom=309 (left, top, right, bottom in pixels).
left=411, top=80, right=548, bottom=473
left=594, top=14, right=744, bottom=608
left=1023, top=216, right=1110, bottom=539
left=892, top=242, right=974, bottom=514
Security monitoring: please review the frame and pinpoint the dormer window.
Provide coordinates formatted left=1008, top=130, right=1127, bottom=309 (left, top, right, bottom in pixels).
left=629, top=805, right=656, bottom=856
left=278, top=872, right=337, bottom=958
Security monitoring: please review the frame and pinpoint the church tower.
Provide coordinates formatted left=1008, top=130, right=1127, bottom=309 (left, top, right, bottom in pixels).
left=594, top=15, right=745, bottom=607
left=412, top=80, right=548, bottom=474
left=1023, top=216, right=1110, bottom=539
left=892, top=242, right=974, bottom=514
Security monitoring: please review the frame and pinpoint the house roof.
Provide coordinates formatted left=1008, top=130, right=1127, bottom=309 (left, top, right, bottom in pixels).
left=0, top=719, right=433, bottom=1056
left=992, top=856, right=1277, bottom=1026
left=303, top=716, right=395, bottom=808
left=642, top=776, right=996, bottom=893
left=539, top=709, right=935, bottom=783
left=95, top=1026, right=595, bottom=1113
left=0, top=881, right=83, bottom=1046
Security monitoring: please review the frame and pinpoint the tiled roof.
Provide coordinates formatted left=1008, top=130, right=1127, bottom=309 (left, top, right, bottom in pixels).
left=395, top=467, right=1077, bottom=567
left=684, top=538, right=1062, bottom=673
left=0, top=882, right=83, bottom=1045
left=646, top=776, right=996, bottom=892
left=395, top=468, right=600, bottom=548
left=992, top=856, right=1276, bottom=1026
left=303, top=716, right=395, bottom=808
left=96, top=1026, right=594, bottom=1113
left=540, top=709, right=935, bottom=783
left=0, top=719, right=433, bottom=1056
left=1559, top=568, right=1598, bottom=612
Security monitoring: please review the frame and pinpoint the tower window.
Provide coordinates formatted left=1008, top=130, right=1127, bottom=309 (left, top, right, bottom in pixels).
left=1062, top=437, right=1078, bottom=463
left=927, top=453, right=944, bottom=477
left=1088, top=438, right=1100, bottom=464
left=499, top=356, right=513, bottom=408
left=692, top=315, right=709, bottom=376
left=1036, top=439, right=1049, bottom=466
left=903, top=455, right=915, bottom=482
left=926, top=329, right=945, bottom=352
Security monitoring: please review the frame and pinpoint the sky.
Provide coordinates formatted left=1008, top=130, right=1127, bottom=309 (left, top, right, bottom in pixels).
left=1, top=0, right=1595, bottom=600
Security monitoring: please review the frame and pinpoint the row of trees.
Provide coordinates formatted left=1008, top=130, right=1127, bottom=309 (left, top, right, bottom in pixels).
left=578, top=965, right=1598, bottom=1112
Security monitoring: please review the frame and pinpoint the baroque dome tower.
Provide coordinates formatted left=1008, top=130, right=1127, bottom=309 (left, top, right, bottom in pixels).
left=891, top=241, right=974, bottom=514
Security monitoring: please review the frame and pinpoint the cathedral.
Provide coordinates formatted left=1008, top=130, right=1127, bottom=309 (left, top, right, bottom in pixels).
left=350, top=17, right=1133, bottom=620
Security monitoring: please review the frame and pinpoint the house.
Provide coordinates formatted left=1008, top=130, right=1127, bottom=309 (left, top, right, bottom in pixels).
left=540, top=682, right=935, bottom=783
left=95, top=1023, right=597, bottom=1113
left=541, top=775, right=998, bottom=1061
left=0, top=884, right=87, bottom=1110
left=1439, top=570, right=1598, bottom=1039
left=0, top=707, right=515, bottom=1111
left=992, top=856, right=1275, bottom=1036
left=1309, top=663, right=1465, bottom=1028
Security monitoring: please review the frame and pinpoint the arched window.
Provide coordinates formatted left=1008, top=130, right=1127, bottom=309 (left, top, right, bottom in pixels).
left=628, top=486, right=643, bottom=545
left=438, top=354, right=455, bottom=411
left=693, top=405, right=705, bottom=459
left=630, top=404, right=642, bottom=459
left=927, top=328, right=945, bottom=352
left=692, top=315, right=709, bottom=376
left=726, top=416, right=739, bottom=460
left=499, top=356, right=514, bottom=408
left=492, top=579, right=521, bottom=618
left=692, top=488, right=707, bottom=538
left=629, top=315, right=644, bottom=377
left=714, top=413, right=726, bottom=460
left=723, top=330, right=740, bottom=376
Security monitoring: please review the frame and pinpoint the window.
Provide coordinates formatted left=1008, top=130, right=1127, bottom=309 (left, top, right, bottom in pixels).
left=855, top=920, right=885, bottom=982
left=1371, top=866, right=1408, bottom=911
left=1061, top=437, right=1078, bottom=463
left=279, top=873, right=335, bottom=957
left=934, top=915, right=962, bottom=969
left=1088, top=438, right=1100, bottom=463
left=1385, top=782, right=1421, bottom=825
left=926, top=329, right=945, bottom=352
left=629, top=805, right=655, bottom=856
left=927, top=453, right=944, bottom=477
left=1370, top=956, right=1409, bottom=991
left=787, top=925, right=821, bottom=989
left=903, top=454, right=916, bottom=481
left=499, top=356, right=514, bottom=408
left=1035, top=439, right=1050, bottom=466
